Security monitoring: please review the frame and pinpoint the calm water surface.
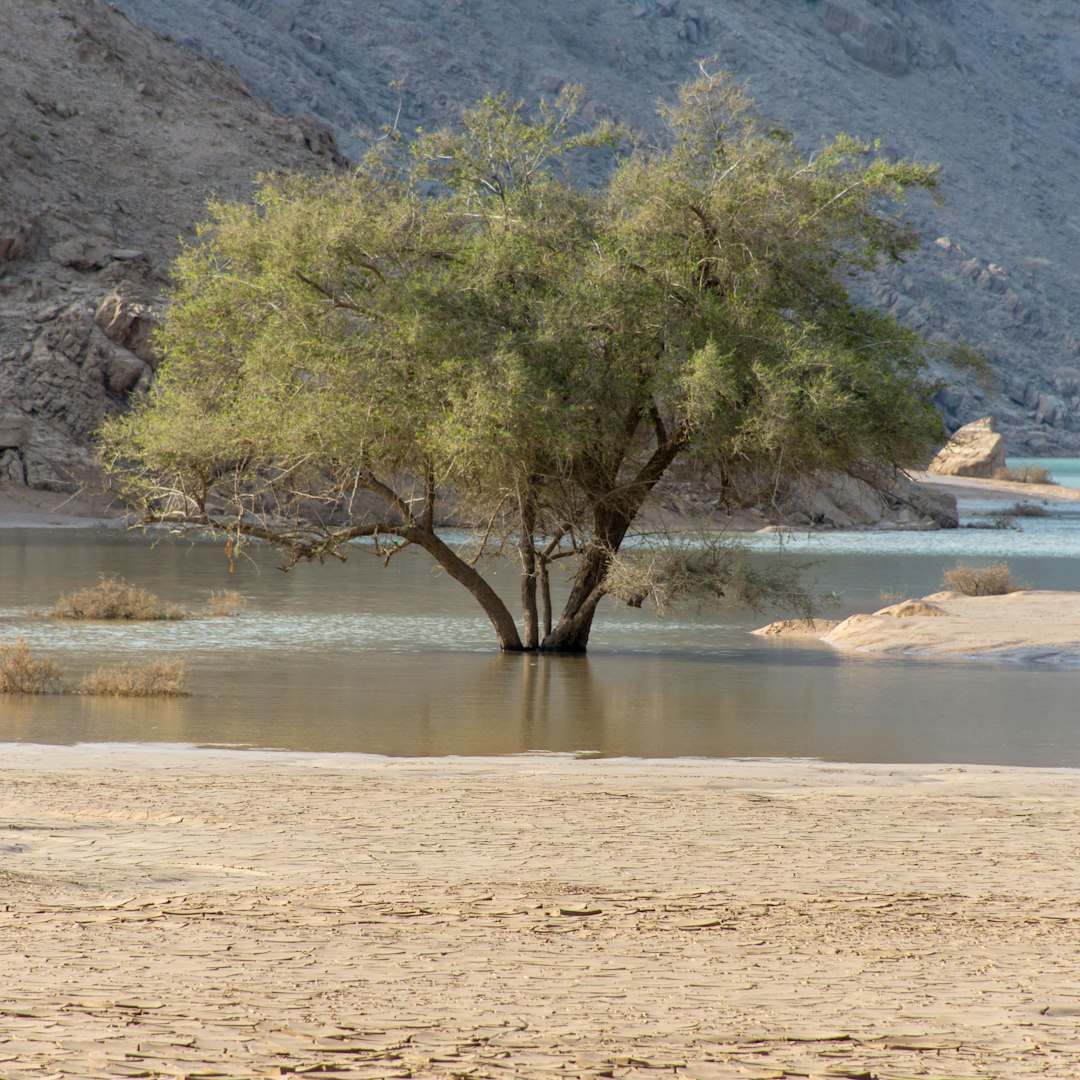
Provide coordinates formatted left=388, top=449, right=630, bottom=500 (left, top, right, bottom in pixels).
left=1, top=508, right=1079, bottom=765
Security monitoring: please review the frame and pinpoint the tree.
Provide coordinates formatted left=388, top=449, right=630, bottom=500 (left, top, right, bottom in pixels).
left=101, top=72, right=944, bottom=653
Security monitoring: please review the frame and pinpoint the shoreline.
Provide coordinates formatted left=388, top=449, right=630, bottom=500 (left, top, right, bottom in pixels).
left=4, top=469, right=1080, bottom=530
left=6, top=738, right=1080, bottom=769
left=2, top=746, right=1079, bottom=1078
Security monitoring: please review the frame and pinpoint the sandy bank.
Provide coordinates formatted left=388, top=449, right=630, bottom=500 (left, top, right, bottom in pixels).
left=758, top=589, right=1080, bottom=662
left=0, top=482, right=125, bottom=529
left=907, top=468, right=1080, bottom=505
left=1, top=745, right=1079, bottom=1078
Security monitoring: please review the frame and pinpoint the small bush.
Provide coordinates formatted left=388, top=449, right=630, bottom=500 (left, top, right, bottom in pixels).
left=1002, top=501, right=1049, bottom=518
left=206, top=589, right=246, bottom=617
left=79, top=658, right=189, bottom=697
left=0, top=639, right=66, bottom=694
left=54, top=576, right=189, bottom=621
left=992, top=465, right=1056, bottom=486
left=941, top=562, right=1023, bottom=597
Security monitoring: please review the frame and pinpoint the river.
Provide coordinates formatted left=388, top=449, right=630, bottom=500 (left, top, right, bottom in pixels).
left=2, top=463, right=1080, bottom=765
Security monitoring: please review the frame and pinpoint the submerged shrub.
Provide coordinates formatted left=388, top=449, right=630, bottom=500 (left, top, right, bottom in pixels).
left=0, top=638, right=66, bottom=694
left=1002, top=501, right=1050, bottom=518
left=53, top=576, right=189, bottom=621
left=79, top=658, right=189, bottom=697
left=942, top=562, right=1023, bottom=596
left=206, top=589, right=246, bottom=617
left=52, top=579, right=247, bottom=621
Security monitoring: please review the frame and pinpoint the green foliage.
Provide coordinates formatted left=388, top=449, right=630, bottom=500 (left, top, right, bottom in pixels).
left=102, top=72, right=945, bottom=652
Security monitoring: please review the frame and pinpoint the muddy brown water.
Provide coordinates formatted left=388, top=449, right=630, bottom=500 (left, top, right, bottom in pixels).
left=2, top=527, right=1080, bottom=765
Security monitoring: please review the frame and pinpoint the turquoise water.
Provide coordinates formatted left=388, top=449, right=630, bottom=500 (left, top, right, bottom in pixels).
left=1007, top=456, right=1080, bottom=488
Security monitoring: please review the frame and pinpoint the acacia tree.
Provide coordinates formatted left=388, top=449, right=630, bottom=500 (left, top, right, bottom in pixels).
left=102, top=73, right=944, bottom=653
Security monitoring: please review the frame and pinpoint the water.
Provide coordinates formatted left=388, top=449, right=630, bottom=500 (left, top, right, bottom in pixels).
left=1, top=497, right=1080, bottom=765
left=1006, top=456, right=1080, bottom=489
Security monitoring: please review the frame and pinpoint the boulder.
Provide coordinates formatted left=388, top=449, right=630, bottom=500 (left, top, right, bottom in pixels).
left=927, top=416, right=1007, bottom=478
left=795, top=470, right=958, bottom=530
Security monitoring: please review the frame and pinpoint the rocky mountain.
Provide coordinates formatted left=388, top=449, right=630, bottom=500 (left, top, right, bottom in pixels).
left=3, top=0, right=1078, bottom=514
left=107, top=0, right=1080, bottom=455
left=0, top=0, right=341, bottom=495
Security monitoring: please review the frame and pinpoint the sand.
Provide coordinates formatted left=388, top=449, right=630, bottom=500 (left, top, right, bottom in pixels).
left=757, top=590, right=1080, bottom=662
left=908, top=469, right=1080, bottom=505
left=1, top=745, right=1079, bottom=1079
left=0, top=483, right=125, bottom=529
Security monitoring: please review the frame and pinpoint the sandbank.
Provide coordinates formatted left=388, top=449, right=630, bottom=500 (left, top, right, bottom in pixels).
left=2, top=744, right=1079, bottom=1078
left=906, top=468, right=1080, bottom=505
left=759, top=589, right=1080, bottom=662
left=0, top=482, right=125, bottom=529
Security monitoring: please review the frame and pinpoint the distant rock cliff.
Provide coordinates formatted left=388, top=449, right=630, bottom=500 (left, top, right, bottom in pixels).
left=108, top=0, right=1080, bottom=455
left=0, top=0, right=341, bottom=495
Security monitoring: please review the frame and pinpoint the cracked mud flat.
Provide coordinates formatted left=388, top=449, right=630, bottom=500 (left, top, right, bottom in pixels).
left=1, top=747, right=1079, bottom=1079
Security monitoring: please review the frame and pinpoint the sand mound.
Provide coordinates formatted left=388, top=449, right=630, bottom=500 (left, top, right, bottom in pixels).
left=758, top=590, right=1080, bottom=662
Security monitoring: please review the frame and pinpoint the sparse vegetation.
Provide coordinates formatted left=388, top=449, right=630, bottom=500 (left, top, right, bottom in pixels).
left=1002, top=501, right=1049, bottom=518
left=53, top=575, right=188, bottom=621
left=942, top=562, right=1023, bottom=597
left=0, top=638, right=66, bottom=694
left=79, top=659, right=189, bottom=697
left=0, top=638, right=190, bottom=697
left=602, top=538, right=815, bottom=618
left=206, top=589, right=246, bottom=617
left=50, top=576, right=246, bottom=621
left=992, top=465, right=1056, bottom=485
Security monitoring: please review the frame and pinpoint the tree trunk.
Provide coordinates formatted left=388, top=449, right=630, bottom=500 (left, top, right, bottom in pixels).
left=540, top=435, right=685, bottom=652
left=518, top=491, right=540, bottom=649
left=413, top=528, right=525, bottom=651
left=541, top=508, right=631, bottom=652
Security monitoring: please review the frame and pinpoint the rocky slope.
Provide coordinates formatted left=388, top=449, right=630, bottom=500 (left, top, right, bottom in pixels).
left=3, top=0, right=1077, bottom=521
left=0, top=0, right=341, bottom=495
left=108, top=0, right=1080, bottom=454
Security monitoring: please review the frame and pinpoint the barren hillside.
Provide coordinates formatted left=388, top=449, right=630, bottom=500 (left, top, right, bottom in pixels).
left=0, top=0, right=340, bottom=495
left=110, top=0, right=1080, bottom=454
left=3, top=0, right=1078, bottom=511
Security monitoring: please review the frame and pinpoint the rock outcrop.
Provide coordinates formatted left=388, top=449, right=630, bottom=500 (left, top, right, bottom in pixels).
left=927, top=416, right=1007, bottom=479
left=0, top=0, right=342, bottom=497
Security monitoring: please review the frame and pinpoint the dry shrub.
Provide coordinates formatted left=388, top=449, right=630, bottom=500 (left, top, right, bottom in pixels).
left=0, top=638, right=66, bottom=694
left=603, top=537, right=815, bottom=618
left=53, top=576, right=189, bottom=621
left=941, top=562, right=1023, bottom=597
left=1002, top=501, right=1050, bottom=518
left=79, top=658, right=189, bottom=697
left=206, top=589, right=246, bottom=617
left=992, top=465, right=1056, bottom=485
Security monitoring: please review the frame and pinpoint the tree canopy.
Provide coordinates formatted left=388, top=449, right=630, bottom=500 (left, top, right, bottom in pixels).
left=102, top=72, right=944, bottom=653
